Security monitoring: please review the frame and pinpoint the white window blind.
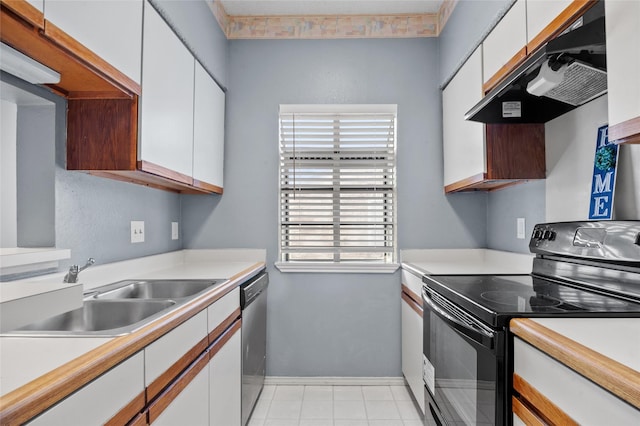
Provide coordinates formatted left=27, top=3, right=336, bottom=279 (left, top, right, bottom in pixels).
left=278, top=105, right=397, bottom=265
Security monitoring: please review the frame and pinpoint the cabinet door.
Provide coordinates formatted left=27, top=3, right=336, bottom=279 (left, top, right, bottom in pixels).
left=605, top=0, right=640, bottom=136
left=513, top=337, right=639, bottom=424
left=193, top=61, right=225, bottom=191
left=442, top=47, right=485, bottom=187
left=210, top=325, right=241, bottom=426
left=482, top=0, right=527, bottom=86
left=44, top=0, right=143, bottom=84
left=525, top=0, right=572, bottom=45
left=28, top=352, right=144, bottom=425
left=139, top=0, right=194, bottom=181
left=401, top=296, right=424, bottom=414
left=149, top=352, right=210, bottom=425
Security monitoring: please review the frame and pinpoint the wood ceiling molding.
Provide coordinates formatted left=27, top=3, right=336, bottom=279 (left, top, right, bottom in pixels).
left=208, top=0, right=457, bottom=39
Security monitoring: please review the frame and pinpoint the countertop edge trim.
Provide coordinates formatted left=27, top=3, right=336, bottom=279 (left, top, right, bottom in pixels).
left=510, top=318, right=640, bottom=410
left=0, top=261, right=266, bottom=425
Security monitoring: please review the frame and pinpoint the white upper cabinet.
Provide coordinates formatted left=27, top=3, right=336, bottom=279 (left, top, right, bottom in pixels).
left=525, top=0, right=573, bottom=45
left=605, top=0, right=640, bottom=143
left=139, top=0, right=194, bottom=180
left=443, top=47, right=485, bottom=187
left=193, top=61, right=225, bottom=190
left=482, top=0, right=527, bottom=85
left=44, top=0, right=143, bottom=84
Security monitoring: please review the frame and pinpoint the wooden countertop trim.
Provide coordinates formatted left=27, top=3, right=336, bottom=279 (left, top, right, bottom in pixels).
left=510, top=318, right=640, bottom=409
left=0, top=0, right=44, bottom=29
left=0, top=261, right=266, bottom=425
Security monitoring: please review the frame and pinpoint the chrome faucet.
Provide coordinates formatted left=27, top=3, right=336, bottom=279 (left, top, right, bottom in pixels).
left=63, top=258, right=95, bottom=283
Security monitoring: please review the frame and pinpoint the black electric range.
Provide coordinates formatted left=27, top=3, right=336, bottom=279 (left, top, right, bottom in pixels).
left=421, top=221, right=640, bottom=426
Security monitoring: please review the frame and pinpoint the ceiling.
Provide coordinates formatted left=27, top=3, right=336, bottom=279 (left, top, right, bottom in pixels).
left=219, top=0, right=446, bottom=16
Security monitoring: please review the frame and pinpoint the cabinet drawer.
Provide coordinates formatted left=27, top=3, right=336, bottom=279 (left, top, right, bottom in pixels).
left=208, top=287, right=240, bottom=338
left=28, top=352, right=144, bottom=425
left=145, top=310, right=208, bottom=388
left=513, top=337, right=639, bottom=424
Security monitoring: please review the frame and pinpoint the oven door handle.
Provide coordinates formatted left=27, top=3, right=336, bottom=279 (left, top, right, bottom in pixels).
left=422, top=288, right=495, bottom=350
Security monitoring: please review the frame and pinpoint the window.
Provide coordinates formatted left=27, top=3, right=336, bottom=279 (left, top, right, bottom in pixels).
left=276, top=105, right=398, bottom=273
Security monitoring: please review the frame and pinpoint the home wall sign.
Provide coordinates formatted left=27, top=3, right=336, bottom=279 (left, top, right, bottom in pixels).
left=589, top=125, right=619, bottom=220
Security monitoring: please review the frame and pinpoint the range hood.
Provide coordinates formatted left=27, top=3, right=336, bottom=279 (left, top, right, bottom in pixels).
left=466, top=1, right=606, bottom=124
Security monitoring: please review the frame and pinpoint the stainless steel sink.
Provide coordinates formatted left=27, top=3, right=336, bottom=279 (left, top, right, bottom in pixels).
left=91, top=279, right=221, bottom=300
left=11, top=299, right=176, bottom=336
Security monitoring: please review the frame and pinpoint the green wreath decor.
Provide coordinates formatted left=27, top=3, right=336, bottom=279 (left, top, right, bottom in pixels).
left=595, top=146, right=616, bottom=171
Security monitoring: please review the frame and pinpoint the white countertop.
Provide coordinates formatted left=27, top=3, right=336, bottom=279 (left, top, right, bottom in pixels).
left=401, top=248, right=534, bottom=275
left=530, top=317, right=640, bottom=372
left=0, top=249, right=266, bottom=396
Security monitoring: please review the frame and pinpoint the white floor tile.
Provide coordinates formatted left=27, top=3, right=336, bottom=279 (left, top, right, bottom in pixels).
left=362, top=386, right=394, bottom=401
left=248, top=417, right=265, bottom=426
left=365, top=400, right=402, bottom=420
left=273, top=385, right=305, bottom=400
left=368, top=420, right=404, bottom=426
left=389, top=386, right=412, bottom=401
left=334, top=386, right=364, bottom=401
left=251, top=396, right=272, bottom=419
left=264, top=419, right=298, bottom=426
left=304, top=386, right=334, bottom=401
left=261, top=385, right=277, bottom=400
left=267, top=399, right=302, bottom=419
left=301, top=400, right=334, bottom=419
left=395, top=401, right=421, bottom=421
left=299, top=420, right=335, bottom=426
left=334, top=421, right=368, bottom=426
left=333, top=400, right=367, bottom=420
left=402, top=421, right=424, bottom=426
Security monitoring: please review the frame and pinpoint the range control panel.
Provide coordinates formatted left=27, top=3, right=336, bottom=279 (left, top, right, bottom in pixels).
left=529, top=221, right=640, bottom=263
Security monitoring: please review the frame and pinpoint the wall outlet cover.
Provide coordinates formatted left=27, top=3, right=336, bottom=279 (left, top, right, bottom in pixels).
left=517, top=218, right=526, bottom=240
left=131, top=220, right=144, bottom=243
left=171, top=222, right=179, bottom=240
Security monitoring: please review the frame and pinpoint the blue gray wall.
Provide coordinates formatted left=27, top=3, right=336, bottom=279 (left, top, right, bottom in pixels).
left=182, top=38, right=487, bottom=377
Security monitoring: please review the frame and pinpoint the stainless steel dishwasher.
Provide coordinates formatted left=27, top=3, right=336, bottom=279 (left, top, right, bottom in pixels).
left=240, top=271, right=268, bottom=426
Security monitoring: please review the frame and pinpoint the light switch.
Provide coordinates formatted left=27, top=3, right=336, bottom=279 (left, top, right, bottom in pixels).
left=171, top=222, right=179, bottom=240
left=131, top=221, right=145, bottom=243
left=517, top=218, right=526, bottom=240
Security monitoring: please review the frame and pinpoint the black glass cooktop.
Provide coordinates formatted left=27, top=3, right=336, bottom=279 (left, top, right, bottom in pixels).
left=423, top=274, right=640, bottom=328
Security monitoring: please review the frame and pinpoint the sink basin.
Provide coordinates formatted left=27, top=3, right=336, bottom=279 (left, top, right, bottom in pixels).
left=92, top=279, right=221, bottom=300
left=11, top=299, right=176, bottom=336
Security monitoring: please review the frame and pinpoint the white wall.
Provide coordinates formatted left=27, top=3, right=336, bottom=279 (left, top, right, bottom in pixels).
left=546, top=95, right=640, bottom=221
left=1, top=100, right=18, bottom=247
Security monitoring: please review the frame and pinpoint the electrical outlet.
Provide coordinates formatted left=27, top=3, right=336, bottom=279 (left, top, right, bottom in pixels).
left=131, top=221, right=145, bottom=243
left=171, top=222, right=179, bottom=240
left=517, top=218, right=526, bottom=240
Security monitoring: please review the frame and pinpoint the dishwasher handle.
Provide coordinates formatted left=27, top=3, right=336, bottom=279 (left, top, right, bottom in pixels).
left=240, top=272, right=268, bottom=309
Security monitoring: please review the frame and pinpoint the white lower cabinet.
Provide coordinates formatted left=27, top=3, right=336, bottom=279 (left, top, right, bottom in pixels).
left=150, top=352, right=210, bottom=425
left=401, top=269, right=425, bottom=414
left=28, top=352, right=144, bottom=425
left=513, top=337, right=639, bottom=425
left=210, top=326, right=242, bottom=426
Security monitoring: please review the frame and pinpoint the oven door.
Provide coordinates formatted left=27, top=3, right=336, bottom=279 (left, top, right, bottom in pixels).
left=422, top=286, right=505, bottom=426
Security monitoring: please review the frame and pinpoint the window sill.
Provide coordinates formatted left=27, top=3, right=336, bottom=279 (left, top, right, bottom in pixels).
left=274, top=262, right=400, bottom=274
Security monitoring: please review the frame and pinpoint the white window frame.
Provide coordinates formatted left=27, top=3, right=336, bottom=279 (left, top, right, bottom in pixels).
left=275, top=104, right=399, bottom=273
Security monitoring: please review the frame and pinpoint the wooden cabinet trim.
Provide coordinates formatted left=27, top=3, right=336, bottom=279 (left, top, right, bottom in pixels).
left=444, top=173, right=487, bottom=193
left=192, top=179, right=223, bottom=194
left=511, top=396, right=546, bottom=426
left=0, top=0, right=44, bottom=29
left=510, top=318, right=640, bottom=409
left=526, top=0, right=598, bottom=56
left=513, top=373, right=578, bottom=425
left=210, top=318, right=242, bottom=359
left=482, top=46, right=527, bottom=94
left=0, top=263, right=266, bottom=425
left=401, top=290, right=423, bottom=318
left=147, top=351, right=210, bottom=424
left=610, top=116, right=640, bottom=145
left=105, top=390, right=146, bottom=426
left=146, top=336, right=209, bottom=402
left=43, top=20, right=140, bottom=96
left=128, top=412, right=148, bottom=426
left=401, top=284, right=422, bottom=307
left=138, top=161, right=193, bottom=187
left=208, top=308, right=241, bottom=345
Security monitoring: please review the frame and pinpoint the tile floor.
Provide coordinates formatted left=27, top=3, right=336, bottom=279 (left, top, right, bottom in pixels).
left=248, top=385, right=423, bottom=426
